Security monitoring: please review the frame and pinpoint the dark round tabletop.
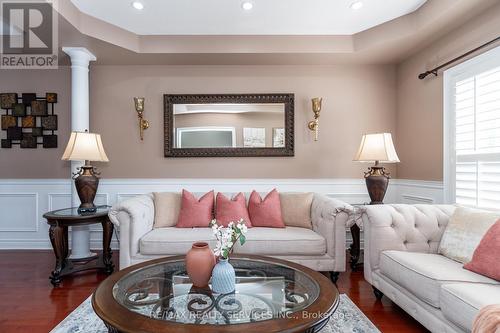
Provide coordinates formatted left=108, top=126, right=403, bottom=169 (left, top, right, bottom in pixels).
left=43, top=205, right=110, bottom=220
left=92, top=254, right=339, bottom=333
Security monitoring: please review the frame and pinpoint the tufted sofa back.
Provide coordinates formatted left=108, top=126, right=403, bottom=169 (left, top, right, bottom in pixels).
left=362, top=204, right=456, bottom=281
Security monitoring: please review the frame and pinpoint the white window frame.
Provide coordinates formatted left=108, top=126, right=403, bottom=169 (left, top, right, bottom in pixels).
left=443, top=45, right=500, bottom=204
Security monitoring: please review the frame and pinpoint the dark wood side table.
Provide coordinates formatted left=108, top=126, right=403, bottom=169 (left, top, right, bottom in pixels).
left=350, top=223, right=361, bottom=270
left=349, top=204, right=366, bottom=271
left=349, top=203, right=379, bottom=271
left=43, top=206, right=114, bottom=286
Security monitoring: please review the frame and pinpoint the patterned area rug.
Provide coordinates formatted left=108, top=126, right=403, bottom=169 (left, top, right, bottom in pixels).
left=50, top=294, right=380, bottom=333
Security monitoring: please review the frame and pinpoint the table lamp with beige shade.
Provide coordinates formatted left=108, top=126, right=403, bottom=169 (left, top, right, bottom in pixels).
left=62, top=131, right=109, bottom=214
left=353, top=133, right=400, bottom=204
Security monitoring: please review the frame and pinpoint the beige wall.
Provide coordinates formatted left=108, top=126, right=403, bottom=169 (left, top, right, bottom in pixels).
left=395, top=1, right=500, bottom=181
left=0, top=68, right=71, bottom=178
left=0, top=64, right=396, bottom=179
left=90, top=65, right=397, bottom=178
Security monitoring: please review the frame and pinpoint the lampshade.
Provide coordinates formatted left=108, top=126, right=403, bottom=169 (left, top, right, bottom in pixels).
left=61, top=131, right=109, bottom=162
left=353, top=133, right=400, bottom=163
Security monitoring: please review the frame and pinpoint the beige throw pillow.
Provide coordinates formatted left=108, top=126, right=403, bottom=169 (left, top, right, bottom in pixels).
left=439, top=206, right=500, bottom=263
left=279, top=192, right=314, bottom=229
left=153, top=192, right=182, bottom=228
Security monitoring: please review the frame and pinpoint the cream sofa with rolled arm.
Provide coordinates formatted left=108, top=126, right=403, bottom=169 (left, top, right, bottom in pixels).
left=362, top=204, right=500, bottom=333
left=109, top=193, right=352, bottom=282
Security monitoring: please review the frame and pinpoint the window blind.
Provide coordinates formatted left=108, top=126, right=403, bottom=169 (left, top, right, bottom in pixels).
left=454, top=66, right=500, bottom=209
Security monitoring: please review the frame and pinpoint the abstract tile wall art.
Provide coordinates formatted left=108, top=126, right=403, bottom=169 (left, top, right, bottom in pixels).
left=0, top=92, right=58, bottom=149
left=0, top=93, right=17, bottom=109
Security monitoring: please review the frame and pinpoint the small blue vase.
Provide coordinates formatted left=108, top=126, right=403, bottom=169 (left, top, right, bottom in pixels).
left=211, top=258, right=235, bottom=294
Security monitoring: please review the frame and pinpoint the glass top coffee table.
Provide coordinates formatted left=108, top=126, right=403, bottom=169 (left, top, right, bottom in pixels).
left=92, top=254, right=339, bottom=333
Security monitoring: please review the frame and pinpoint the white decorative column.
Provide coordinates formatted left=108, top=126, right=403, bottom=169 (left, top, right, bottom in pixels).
left=62, top=47, right=96, bottom=259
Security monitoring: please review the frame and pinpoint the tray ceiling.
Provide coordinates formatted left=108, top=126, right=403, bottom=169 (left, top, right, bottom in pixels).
left=70, top=0, right=427, bottom=35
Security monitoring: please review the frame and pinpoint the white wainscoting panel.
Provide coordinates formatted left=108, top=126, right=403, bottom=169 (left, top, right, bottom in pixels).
left=48, top=193, right=72, bottom=211
left=0, top=193, right=38, bottom=232
left=0, top=179, right=68, bottom=249
left=0, top=178, right=444, bottom=250
left=393, top=179, right=444, bottom=204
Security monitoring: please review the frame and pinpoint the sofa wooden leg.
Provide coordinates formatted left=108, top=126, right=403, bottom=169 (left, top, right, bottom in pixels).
left=373, top=287, right=384, bottom=300
left=329, top=272, right=340, bottom=284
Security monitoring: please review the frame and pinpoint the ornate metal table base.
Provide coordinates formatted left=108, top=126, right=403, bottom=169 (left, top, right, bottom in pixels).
left=103, top=289, right=336, bottom=333
left=104, top=324, right=330, bottom=333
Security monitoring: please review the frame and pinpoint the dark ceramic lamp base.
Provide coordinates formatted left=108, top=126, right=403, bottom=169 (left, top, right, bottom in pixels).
left=364, top=165, right=390, bottom=204
left=74, top=162, right=100, bottom=214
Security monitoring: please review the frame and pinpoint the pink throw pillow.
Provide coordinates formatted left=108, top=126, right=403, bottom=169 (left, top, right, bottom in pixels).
left=464, top=219, right=500, bottom=281
left=176, top=190, right=214, bottom=228
left=248, top=189, right=285, bottom=228
left=215, top=192, right=252, bottom=227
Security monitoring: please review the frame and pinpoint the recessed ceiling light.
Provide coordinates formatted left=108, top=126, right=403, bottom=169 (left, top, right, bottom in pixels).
left=131, top=1, right=144, bottom=10
left=350, top=1, right=363, bottom=10
left=241, top=1, right=253, bottom=11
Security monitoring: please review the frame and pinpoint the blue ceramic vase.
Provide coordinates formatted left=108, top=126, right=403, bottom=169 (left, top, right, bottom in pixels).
left=211, top=258, right=235, bottom=294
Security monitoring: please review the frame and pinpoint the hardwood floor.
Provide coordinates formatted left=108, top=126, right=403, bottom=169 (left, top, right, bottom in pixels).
left=0, top=250, right=428, bottom=333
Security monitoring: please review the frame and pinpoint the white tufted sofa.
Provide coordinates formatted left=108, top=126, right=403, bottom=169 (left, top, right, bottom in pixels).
left=363, top=204, right=500, bottom=333
left=109, top=193, right=352, bottom=281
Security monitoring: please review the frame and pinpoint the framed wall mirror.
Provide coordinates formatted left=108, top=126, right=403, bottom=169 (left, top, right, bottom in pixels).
left=164, top=94, right=294, bottom=157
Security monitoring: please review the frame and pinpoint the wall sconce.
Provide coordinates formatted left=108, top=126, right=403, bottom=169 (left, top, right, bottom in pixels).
left=133, top=97, right=149, bottom=141
left=308, top=97, right=322, bottom=141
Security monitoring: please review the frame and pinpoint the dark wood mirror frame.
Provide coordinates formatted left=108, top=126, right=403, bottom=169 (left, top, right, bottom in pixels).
left=164, top=93, right=294, bottom=157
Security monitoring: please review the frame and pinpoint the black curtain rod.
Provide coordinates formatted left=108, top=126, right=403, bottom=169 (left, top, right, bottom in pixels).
left=418, top=36, right=500, bottom=80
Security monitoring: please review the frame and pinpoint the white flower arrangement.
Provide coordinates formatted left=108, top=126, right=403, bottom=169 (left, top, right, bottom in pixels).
left=210, top=219, right=248, bottom=259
